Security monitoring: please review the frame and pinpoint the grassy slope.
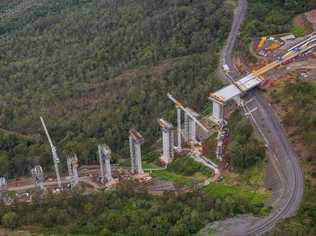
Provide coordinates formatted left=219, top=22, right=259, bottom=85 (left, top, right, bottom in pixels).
left=203, top=184, right=267, bottom=208
left=143, top=154, right=268, bottom=207
left=143, top=158, right=210, bottom=187
left=222, top=160, right=269, bottom=195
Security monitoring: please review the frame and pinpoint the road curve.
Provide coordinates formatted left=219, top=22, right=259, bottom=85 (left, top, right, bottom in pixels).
left=216, top=0, right=304, bottom=235
left=220, top=0, right=247, bottom=77
left=242, top=90, right=304, bottom=235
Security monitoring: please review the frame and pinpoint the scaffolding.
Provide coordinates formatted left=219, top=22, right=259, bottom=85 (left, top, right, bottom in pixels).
left=215, top=122, right=228, bottom=161
left=31, top=165, right=45, bottom=189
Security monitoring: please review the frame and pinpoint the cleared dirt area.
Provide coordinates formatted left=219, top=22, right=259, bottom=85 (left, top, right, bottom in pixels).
left=306, top=9, right=316, bottom=29
left=292, top=11, right=314, bottom=33
left=293, top=13, right=313, bottom=31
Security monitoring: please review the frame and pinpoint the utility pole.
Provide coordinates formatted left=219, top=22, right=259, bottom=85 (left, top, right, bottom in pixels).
left=40, top=117, right=62, bottom=189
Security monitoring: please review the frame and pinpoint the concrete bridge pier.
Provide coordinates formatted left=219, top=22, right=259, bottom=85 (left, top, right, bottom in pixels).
left=233, top=95, right=241, bottom=106
left=158, top=119, right=174, bottom=164
left=129, top=129, right=144, bottom=175
left=98, top=145, right=113, bottom=185
left=209, top=96, right=224, bottom=125
left=184, top=108, right=199, bottom=144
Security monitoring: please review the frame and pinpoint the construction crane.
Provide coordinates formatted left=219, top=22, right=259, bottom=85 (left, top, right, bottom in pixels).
left=40, top=117, right=62, bottom=189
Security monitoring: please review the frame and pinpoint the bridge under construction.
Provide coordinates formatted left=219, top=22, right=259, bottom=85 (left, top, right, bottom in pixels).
left=0, top=32, right=315, bottom=205
left=209, top=33, right=316, bottom=124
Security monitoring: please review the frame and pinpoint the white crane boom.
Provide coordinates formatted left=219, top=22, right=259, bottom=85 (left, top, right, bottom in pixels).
left=40, top=116, right=62, bottom=189
left=167, top=93, right=209, bottom=133
left=40, top=117, right=54, bottom=149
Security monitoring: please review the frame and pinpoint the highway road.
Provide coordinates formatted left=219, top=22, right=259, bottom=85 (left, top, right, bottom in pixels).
left=212, top=0, right=304, bottom=235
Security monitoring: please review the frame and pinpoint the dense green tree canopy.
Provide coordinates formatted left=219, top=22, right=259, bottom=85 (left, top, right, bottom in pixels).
left=0, top=0, right=232, bottom=177
left=228, top=111, right=266, bottom=171
left=0, top=181, right=264, bottom=235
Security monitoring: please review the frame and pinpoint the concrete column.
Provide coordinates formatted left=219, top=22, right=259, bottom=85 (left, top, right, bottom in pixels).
left=129, top=129, right=144, bottom=175
left=134, top=143, right=144, bottom=174
left=159, top=119, right=174, bottom=164
left=212, top=101, right=224, bottom=123
left=72, top=164, right=79, bottom=186
left=129, top=135, right=135, bottom=173
left=98, top=145, right=113, bottom=184
left=67, top=157, right=73, bottom=185
left=0, top=177, right=7, bottom=202
left=188, top=118, right=196, bottom=142
left=184, top=112, right=189, bottom=142
left=67, top=154, right=79, bottom=187
left=233, top=95, right=241, bottom=106
left=104, top=156, right=112, bottom=182
left=176, top=107, right=182, bottom=150
left=184, top=108, right=199, bottom=144
left=98, top=145, right=105, bottom=183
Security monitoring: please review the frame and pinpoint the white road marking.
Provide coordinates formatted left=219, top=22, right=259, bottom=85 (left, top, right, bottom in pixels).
left=245, top=107, right=258, bottom=115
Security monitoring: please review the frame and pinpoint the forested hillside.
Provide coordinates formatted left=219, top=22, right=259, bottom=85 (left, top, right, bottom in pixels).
left=0, top=0, right=232, bottom=177
left=268, top=80, right=316, bottom=235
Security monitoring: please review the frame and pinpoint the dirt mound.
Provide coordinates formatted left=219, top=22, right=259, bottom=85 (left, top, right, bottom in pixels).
left=306, top=9, right=316, bottom=25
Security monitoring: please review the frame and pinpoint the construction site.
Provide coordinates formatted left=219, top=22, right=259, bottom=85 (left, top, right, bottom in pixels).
left=1, top=31, right=316, bottom=206
left=249, top=32, right=316, bottom=87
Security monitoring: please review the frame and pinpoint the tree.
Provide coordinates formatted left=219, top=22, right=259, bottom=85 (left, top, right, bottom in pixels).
left=228, top=112, right=266, bottom=171
left=2, top=212, right=19, bottom=229
left=170, top=223, right=188, bottom=236
left=0, top=153, right=9, bottom=176
left=99, top=228, right=112, bottom=236
left=0, top=0, right=230, bottom=177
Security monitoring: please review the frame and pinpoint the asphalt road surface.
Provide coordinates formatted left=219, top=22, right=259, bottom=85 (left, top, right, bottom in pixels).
left=209, top=0, right=304, bottom=235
